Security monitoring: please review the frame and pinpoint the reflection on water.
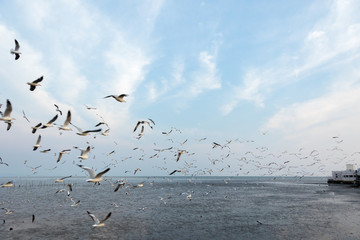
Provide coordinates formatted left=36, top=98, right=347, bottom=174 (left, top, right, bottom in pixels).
left=0, top=176, right=359, bottom=240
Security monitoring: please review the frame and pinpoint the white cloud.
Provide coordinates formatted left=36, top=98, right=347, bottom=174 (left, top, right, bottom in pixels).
left=222, top=0, right=360, bottom=114
left=189, top=51, right=221, bottom=96
left=264, top=82, right=360, bottom=143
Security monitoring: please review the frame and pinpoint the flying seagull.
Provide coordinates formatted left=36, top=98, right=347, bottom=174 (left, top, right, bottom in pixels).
left=104, top=94, right=128, bottom=103
left=1, top=181, right=14, bottom=188
left=27, top=76, right=43, bottom=91
left=87, top=211, right=111, bottom=228
left=57, top=149, right=71, bottom=163
left=59, top=110, right=72, bottom=131
left=77, top=165, right=110, bottom=184
left=54, top=104, right=62, bottom=115
left=77, top=146, right=91, bottom=160
left=55, top=175, right=72, bottom=183
left=0, top=99, right=15, bottom=123
left=41, top=115, right=58, bottom=129
left=10, top=39, right=21, bottom=60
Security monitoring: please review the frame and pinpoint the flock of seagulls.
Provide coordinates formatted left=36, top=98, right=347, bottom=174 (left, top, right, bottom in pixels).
left=0, top=38, right=356, bottom=232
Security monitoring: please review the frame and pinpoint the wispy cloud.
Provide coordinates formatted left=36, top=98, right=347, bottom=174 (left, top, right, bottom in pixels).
left=189, top=50, right=221, bottom=96
left=222, top=0, right=360, bottom=115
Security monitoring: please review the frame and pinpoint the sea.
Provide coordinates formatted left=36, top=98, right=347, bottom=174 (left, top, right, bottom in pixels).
left=0, top=176, right=359, bottom=240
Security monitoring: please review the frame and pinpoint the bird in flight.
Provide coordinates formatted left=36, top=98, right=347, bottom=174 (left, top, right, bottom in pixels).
left=104, top=94, right=128, bottom=103
left=0, top=99, right=15, bottom=124
left=10, top=39, right=21, bottom=60
left=77, top=165, right=110, bottom=184
left=27, top=76, right=43, bottom=91
left=87, top=211, right=111, bottom=228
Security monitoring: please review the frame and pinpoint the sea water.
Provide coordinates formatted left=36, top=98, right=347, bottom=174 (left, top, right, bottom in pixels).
left=0, top=176, right=359, bottom=240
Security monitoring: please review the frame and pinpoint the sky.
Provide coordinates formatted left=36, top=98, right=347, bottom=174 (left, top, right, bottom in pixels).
left=1, top=0, right=360, bottom=177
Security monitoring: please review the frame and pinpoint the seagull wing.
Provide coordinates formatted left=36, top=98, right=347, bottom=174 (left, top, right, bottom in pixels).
left=64, top=110, right=71, bottom=126
left=14, top=39, right=20, bottom=51
left=133, top=121, right=141, bottom=132
left=4, top=100, right=12, bottom=117
left=33, top=76, right=43, bottom=83
left=78, top=165, right=96, bottom=178
left=100, top=212, right=112, bottom=224
left=47, top=114, right=58, bottom=124
left=36, top=135, right=41, bottom=145
left=87, top=211, right=100, bottom=224
left=95, top=168, right=110, bottom=179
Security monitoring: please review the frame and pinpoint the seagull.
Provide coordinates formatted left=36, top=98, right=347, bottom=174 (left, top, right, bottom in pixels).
left=33, top=135, right=41, bottom=151
left=55, top=175, right=72, bottom=183
left=77, top=165, right=110, bottom=184
left=1, top=208, right=13, bottom=215
left=57, top=149, right=71, bottom=163
left=104, top=94, right=128, bottom=103
left=70, top=198, right=80, bottom=207
left=59, top=110, right=72, bottom=131
left=176, top=150, right=187, bottom=162
left=27, top=76, right=43, bottom=91
left=10, top=39, right=21, bottom=60
left=1, top=181, right=14, bottom=188
left=169, top=169, right=181, bottom=175
left=0, top=99, right=15, bottom=123
left=87, top=211, right=111, bottom=228
left=32, top=123, right=42, bottom=134
left=40, top=149, right=51, bottom=153
left=77, top=146, right=91, bottom=160
left=22, top=110, right=30, bottom=123
left=133, top=168, right=141, bottom=175
left=54, top=104, right=62, bottom=115
left=133, top=120, right=153, bottom=133
left=41, top=115, right=58, bottom=129
left=76, top=129, right=102, bottom=136
left=113, top=182, right=126, bottom=192
left=55, top=188, right=70, bottom=197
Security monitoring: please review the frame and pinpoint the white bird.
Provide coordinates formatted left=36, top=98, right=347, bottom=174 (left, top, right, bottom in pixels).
left=70, top=198, right=80, bottom=207
left=104, top=94, right=128, bottom=103
left=77, top=165, right=110, bottom=184
left=10, top=39, right=21, bottom=60
left=87, top=211, right=111, bottom=228
left=1, top=181, right=14, bottom=188
left=77, top=146, right=91, bottom=160
left=59, top=110, right=72, bottom=131
left=55, top=188, right=70, bottom=196
left=55, top=175, right=72, bottom=183
left=0, top=99, right=15, bottom=123
left=41, top=115, right=58, bottom=129
left=27, top=76, right=43, bottom=91
left=33, top=135, right=41, bottom=151
left=57, top=149, right=71, bottom=163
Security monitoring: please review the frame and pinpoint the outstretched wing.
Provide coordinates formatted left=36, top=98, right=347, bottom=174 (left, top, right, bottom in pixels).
left=100, top=212, right=112, bottom=224
left=95, top=168, right=110, bottom=179
left=87, top=211, right=100, bottom=224
left=78, top=165, right=96, bottom=178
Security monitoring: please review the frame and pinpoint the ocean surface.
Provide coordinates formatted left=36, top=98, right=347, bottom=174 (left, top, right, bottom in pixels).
left=0, top=176, right=359, bottom=240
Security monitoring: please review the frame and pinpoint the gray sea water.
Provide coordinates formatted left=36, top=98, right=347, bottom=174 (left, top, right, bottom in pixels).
left=0, top=176, right=359, bottom=240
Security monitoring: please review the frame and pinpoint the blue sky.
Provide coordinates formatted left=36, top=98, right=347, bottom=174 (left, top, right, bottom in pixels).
left=1, top=0, right=360, bottom=177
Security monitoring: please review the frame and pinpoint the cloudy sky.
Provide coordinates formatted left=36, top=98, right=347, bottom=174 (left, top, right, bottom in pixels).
left=1, top=0, right=360, bottom=177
